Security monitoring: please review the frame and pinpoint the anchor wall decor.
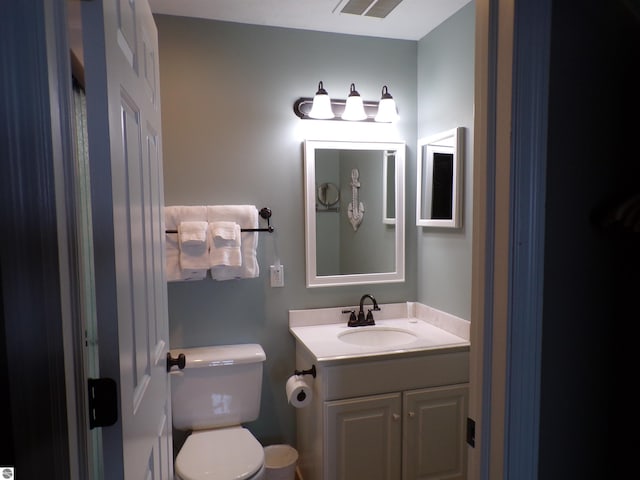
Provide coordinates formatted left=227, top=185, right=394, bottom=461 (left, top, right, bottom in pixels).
left=347, top=168, right=365, bottom=231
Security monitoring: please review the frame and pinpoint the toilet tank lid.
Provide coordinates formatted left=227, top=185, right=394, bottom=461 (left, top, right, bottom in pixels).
left=171, top=344, right=266, bottom=369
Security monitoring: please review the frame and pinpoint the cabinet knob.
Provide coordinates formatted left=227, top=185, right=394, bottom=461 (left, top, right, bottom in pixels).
left=408, top=411, right=416, bottom=418
left=392, top=413, right=400, bottom=421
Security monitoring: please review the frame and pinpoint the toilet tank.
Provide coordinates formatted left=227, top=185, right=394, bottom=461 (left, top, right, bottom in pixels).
left=170, top=344, right=266, bottom=431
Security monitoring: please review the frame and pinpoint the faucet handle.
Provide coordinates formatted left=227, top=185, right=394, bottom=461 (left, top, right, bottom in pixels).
left=365, top=309, right=376, bottom=325
left=342, top=309, right=359, bottom=327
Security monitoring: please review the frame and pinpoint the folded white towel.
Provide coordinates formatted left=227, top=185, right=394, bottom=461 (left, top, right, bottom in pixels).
left=210, top=221, right=239, bottom=241
left=207, top=205, right=260, bottom=280
left=209, top=221, right=242, bottom=267
left=164, top=206, right=208, bottom=282
left=179, top=221, right=208, bottom=246
left=179, top=221, right=209, bottom=270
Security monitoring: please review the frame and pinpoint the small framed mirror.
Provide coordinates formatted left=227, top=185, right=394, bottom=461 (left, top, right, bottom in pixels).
left=416, top=127, right=463, bottom=228
left=304, top=140, right=405, bottom=288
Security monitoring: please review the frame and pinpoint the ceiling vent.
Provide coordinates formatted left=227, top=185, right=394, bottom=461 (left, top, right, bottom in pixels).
left=340, top=0, right=403, bottom=19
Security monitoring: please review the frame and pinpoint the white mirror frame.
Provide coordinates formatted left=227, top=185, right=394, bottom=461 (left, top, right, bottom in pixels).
left=304, top=140, right=405, bottom=288
left=416, top=127, right=463, bottom=228
left=382, top=150, right=396, bottom=225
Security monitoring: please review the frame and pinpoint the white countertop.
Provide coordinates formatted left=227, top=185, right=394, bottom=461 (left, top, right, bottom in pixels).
left=289, top=302, right=470, bottom=363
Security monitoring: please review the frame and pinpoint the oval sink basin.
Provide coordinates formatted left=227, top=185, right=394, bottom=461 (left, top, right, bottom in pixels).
left=337, top=327, right=418, bottom=347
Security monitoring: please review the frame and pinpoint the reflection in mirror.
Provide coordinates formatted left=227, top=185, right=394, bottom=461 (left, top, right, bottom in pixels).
left=383, top=152, right=396, bottom=224
left=317, top=182, right=340, bottom=211
left=416, top=127, right=463, bottom=228
left=304, top=140, right=405, bottom=287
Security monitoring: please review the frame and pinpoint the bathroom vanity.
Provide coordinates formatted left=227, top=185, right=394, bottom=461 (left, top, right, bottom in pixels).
left=289, top=302, right=470, bottom=480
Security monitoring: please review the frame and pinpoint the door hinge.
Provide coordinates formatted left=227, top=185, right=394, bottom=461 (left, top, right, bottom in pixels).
left=466, top=417, right=476, bottom=447
left=88, top=378, right=118, bottom=429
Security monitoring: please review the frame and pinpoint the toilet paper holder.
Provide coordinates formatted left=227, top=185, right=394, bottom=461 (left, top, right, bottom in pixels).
left=293, top=364, right=316, bottom=378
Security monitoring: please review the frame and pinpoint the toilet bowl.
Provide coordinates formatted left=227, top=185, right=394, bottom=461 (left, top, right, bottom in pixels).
left=174, top=427, right=265, bottom=480
left=170, top=344, right=267, bottom=480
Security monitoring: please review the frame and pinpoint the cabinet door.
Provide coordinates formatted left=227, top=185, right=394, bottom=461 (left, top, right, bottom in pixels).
left=325, top=393, right=402, bottom=480
left=403, top=384, right=468, bottom=480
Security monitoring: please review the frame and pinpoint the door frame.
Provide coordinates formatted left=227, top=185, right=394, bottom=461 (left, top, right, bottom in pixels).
left=468, top=0, right=551, bottom=479
left=0, top=0, right=88, bottom=477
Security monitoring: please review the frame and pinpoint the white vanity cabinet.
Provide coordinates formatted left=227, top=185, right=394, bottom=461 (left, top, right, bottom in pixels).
left=325, top=392, right=402, bottom=480
left=324, top=384, right=468, bottom=480
left=402, top=384, right=468, bottom=480
left=294, top=346, right=469, bottom=480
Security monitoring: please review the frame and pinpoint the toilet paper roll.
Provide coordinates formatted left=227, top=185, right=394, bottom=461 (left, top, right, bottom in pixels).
left=285, top=375, right=312, bottom=408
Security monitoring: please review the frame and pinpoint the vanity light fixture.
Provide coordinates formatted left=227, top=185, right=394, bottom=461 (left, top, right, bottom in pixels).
left=308, top=81, right=335, bottom=119
left=341, top=83, right=367, bottom=121
left=374, top=85, right=399, bottom=123
left=293, top=81, right=399, bottom=123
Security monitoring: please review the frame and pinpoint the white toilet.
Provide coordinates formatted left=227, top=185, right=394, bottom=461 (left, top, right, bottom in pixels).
left=169, top=344, right=267, bottom=480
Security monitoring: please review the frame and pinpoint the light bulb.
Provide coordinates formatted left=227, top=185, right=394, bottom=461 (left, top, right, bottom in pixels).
left=308, top=81, right=334, bottom=119
left=341, top=83, right=367, bottom=121
left=374, top=85, right=398, bottom=123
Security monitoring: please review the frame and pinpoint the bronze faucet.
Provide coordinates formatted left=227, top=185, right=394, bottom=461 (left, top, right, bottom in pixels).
left=342, top=294, right=381, bottom=327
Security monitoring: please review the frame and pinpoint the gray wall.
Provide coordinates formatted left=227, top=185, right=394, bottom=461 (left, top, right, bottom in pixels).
left=155, top=15, right=418, bottom=446
left=416, top=3, right=475, bottom=320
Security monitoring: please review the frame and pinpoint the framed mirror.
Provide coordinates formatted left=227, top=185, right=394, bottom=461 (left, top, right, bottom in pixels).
left=416, top=127, right=463, bottom=228
left=304, top=140, right=405, bottom=288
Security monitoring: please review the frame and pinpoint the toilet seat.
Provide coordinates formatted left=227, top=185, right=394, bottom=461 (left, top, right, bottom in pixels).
left=175, top=426, right=265, bottom=480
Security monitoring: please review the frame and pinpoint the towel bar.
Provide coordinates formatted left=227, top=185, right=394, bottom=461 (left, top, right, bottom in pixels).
left=165, top=206, right=274, bottom=234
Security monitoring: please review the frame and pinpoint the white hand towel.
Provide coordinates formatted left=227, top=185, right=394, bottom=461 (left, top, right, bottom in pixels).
left=164, top=206, right=208, bottom=282
left=179, top=221, right=208, bottom=246
left=178, top=221, right=209, bottom=270
left=209, top=221, right=242, bottom=267
left=207, top=205, right=260, bottom=280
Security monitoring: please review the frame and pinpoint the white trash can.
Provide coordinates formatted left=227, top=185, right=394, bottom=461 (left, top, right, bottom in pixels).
left=264, top=444, right=298, bottom=480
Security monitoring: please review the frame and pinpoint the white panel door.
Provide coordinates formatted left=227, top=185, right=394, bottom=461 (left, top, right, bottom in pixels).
left=82, top=0, right=172, bottom=478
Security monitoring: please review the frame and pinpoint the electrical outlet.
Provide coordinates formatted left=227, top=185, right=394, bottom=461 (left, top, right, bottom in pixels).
left=270, top=264, right=284, bottom=287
